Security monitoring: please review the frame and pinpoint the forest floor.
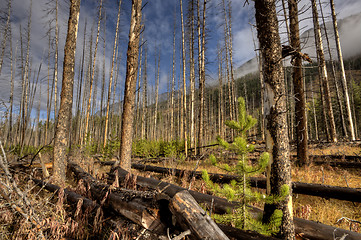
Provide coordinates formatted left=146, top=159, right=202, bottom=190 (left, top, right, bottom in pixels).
left=0, top=141, right=360, bottom=239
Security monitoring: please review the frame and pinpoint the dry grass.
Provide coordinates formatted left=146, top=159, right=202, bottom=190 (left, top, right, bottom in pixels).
left=144, top=144, right=361, bottom=233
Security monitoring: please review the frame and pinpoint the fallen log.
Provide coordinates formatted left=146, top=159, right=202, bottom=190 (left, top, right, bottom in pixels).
left=313, top=160, right=361, bottom=168
left=32, top=178, right=98, bottom=210
left=309, top=154, right=361, bottom=162
left=130, top=163, right=361, bottom=203
left=110, top=167, right=361, bottom=240
left=170, top=190, right=230, bottom=240
left=68, top=162, right=168, bottom=234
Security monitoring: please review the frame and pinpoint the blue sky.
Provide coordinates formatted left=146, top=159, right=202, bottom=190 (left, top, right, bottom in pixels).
left=0, top=0, right=360, bottom=121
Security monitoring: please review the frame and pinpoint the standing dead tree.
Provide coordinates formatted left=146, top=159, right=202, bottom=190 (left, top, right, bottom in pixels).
left=53, top=0, right=81, bottom=185
left=254, top=0, right=295, bottom=239
left=118, top=0, right=143, bottom=171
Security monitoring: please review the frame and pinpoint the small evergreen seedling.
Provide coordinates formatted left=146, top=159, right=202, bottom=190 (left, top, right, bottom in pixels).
left=202, top=97, right=288, bottom=235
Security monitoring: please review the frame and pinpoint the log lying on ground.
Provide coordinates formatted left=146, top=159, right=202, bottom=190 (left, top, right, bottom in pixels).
left=68, top=162, right=168, bottom=234
left=32, top=178, right=98, bottom=210
left=131, top=163, right=361, bottom=203
left=70, top=163, right=262, bottom=240
left=313, top=160, right=361, bottom=168
left=309, top=154, right=361, bottom=162
left=170, top=190, right=230, bottom=240
left=110, top=167, right=361, bottom=240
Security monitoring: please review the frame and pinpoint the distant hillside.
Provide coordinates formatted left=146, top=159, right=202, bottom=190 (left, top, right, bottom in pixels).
left=235, top=11, right=361, bottom=79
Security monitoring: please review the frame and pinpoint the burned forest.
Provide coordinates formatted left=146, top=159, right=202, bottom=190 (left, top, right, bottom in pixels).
left=1, top=0, right=361, bottom=239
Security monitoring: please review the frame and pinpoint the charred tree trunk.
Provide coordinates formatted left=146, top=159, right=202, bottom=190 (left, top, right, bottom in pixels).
left=254, top=0, right=295, bottom=238
left=53, top=0, right=80, bottom=185
left=288, top=0, right=309, bottom=165
left=118, top=0, right=142, bottom=171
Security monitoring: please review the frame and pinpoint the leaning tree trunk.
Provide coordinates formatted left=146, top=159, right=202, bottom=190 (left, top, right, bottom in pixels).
left=254, top=0, right=295, bottom=239
left=288, top=0, right=308, bottom=165
left=311, top=0, right=337, bottom=142
left=330, top=0, right=355, bottom=141
left=118, top=0, right=142, bottom=171
left=53, top=0, right=81, bottom=186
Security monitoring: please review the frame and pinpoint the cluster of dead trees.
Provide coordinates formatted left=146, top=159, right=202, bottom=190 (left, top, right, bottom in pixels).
left=0, top=0, right=360, bottom=238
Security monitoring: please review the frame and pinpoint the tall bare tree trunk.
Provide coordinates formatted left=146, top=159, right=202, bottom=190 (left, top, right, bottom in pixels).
left=118, top=0, right=142, bottom=171
left=53, top=0, right=81, bottom=185
left=188, top=0, right=196, bottom=154
left=45, top=33, right=51, bottom=145
left=330, top=0, right=355, bottom=141
left=318, top=0, right=347, bottom=138
left=103, top=0, right=122, bottom=148
left=8, top=26, right=16, bottom=145
left=288, top=0, right=308, bottom=165
left=153, top=48, right=160, bottom=140
left=226, top=0, right=237, bottom=120
left=170, top=17, right=176, bottom=141
left=254, top=0, right=295, bottom=239
left=180, top=0, right=188, bottom=156
left=311, top=0, right=337, bottom=142
left=134, top=36, right=143, bottom=139
left=53, top=0, right=59, bottom=123
left=310, top=76, right=319, bottom=140
left=84, top=0, right=103, bottom=138
left=74, top=20, right=87, bottom=145
left=0, top=0, right=11, bottom=76
left=141, top=46, right=148, bottom=139
left=197, top=0, right=206, bottom=154
left=217, top=44, right=224, bottom=139
left=99, top=14, right=106, bottom=144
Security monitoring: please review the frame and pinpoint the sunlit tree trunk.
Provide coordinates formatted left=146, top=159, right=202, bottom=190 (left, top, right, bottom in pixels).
left=20, top=0, right=32, bottom=153
left=170, top=16, right=176, bottom=141
left=180, top=0, right=188, bottom=156
left=53, top=0, right=59, bottom=123
left=330, top=0, right=355, bottom=141
left=8, top=26, right=16, bottom=146
left=254, top=0, right=295, bottom=238
left=134, top=36, right=143, bottom=139
left=311, top=0, right=337, bottom=142
left=318, top=0, right=347, bottom=138
left=103, top=0, right=122, bottom=148
left=217, top=44, right=224, bottom=139
left=310, top=76, right=319, bottom=140
left=188, top=0, right=196, bottom=154
left=141, top=46, right=148, bottom=139
left=99, top=14, right=106, bottom=144
left=197, top=0, right=206, bottom=154
left=153, top=48, right=160, bottom=140
left=118, top=0, right=142, bottom=171
left=84, top=0, right=102, bottom=138
left=53, top=0, right=81, bottom=185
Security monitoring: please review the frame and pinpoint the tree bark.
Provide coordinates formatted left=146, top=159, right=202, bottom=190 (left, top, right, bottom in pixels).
left=118, top=0, right=142, bottom=171
left=180, top=0, right=188, bottom=157
left=103, top=0, right=122, bottom=148
left=170, top=190, right=230, bottom=240
left=288, top=0, right=309, bottom=165
left=53, top=0, right=81, bottom=186
left=254, top=0, right=294, bottom=239
left=84, top=0, right=102, bottom=138
left=330, top=0, right=355, bottom=141
left=311, top=0, right=337, bottom=142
